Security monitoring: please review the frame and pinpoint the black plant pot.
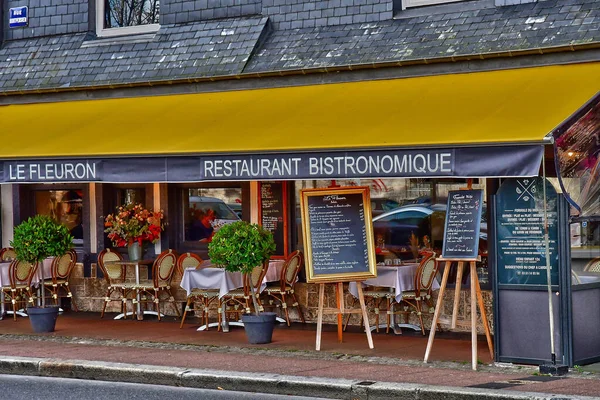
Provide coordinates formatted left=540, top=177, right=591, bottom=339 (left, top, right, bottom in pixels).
left=28, top=306, right=60, bottom=333
left=241, top=312, right=277, bottom=344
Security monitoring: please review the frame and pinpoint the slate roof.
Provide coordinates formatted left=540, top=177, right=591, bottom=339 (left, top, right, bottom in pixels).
left=246, top=0, right=600, bottom=72
left=0, top=17, right=268, bottom=92
left=0, top=0, right=599, bottom=94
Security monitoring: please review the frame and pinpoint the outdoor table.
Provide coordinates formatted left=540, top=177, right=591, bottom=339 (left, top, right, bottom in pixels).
left=104, top=259, right=154, bottom=321
left=180, top=259, right=285, bottom=331
left=348, top=263, right=440, bottom=333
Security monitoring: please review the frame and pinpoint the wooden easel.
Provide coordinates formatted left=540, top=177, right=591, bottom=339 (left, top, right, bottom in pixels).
left=424, top=257, right=494, bottom=370
left=316, top=282, right=374, bottom=351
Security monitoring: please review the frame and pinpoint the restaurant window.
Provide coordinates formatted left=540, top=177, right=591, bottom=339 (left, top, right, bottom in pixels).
left=34, top=189, right=84, bottom=247
left=294, top=178, right=489, bottom=286
left=96, top=0, right=160, bottom=38
left=177, top=185, right=245, bottom=257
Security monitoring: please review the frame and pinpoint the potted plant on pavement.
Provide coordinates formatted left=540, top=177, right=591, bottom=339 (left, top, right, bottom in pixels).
left=10, top=215, right=74, bottom=333
left=208, top=220, right=276, bottom=344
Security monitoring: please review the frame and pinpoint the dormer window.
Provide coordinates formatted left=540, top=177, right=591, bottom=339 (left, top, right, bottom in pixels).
left=400, top=0, right=465, bottom=9
left=96, top=0, right=160, bottom=38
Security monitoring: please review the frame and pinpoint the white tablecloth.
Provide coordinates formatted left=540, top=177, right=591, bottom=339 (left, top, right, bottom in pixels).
left=180, top=259, right=285, bottom=298
left=348, top=263, right=440, bottom=302
left=0, top=258, right=53, bottom=288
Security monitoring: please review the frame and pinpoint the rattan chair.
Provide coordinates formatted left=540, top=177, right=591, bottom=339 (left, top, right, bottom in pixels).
left=178, top=253, right=220, bottom=329
left=219, top=264, right=267, bottom=329
left=388, top=251, right=439, bottom=335
left=584, top=257, right=600, bottom=273
left=0, top=247, right=17, bottom=262
left=134, top=249, right=180, bottom=321
left=262, top=251, right=305, bottom=326
left=44, top=250, right=78, bottom=311
left=98, top=248, right=136, bottom=319
left=1, top=259, right=38, bottom=321
left=343, top=285, right=391, bottom=333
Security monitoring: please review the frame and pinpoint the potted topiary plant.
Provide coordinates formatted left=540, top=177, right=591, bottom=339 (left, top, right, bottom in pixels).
left=208, top=220, right=276, bottom=344
left=10, top=215, right=74, bottom=333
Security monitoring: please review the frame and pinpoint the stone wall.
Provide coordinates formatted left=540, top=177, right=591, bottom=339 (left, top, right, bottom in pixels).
left=70, top=264, right=493, bottom=334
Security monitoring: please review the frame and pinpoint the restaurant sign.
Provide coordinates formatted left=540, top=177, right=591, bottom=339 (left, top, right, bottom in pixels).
left=1, top=145, right=542, bottom=183
left=495, top=177, right=559, bottom=286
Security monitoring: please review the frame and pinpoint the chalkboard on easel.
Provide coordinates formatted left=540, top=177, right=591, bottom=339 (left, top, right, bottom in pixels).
left=300, top=186, right=377, bottom=283
left=442, top=190, right=484, bottom=259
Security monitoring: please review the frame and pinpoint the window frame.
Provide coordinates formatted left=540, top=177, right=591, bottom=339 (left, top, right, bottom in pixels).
left=95, top=0, right=160, bottom=38
left=401, top=0, right=465, bottom=9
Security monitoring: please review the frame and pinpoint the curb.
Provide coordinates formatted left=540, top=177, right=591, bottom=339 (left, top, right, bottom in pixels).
left=0, top=356, right=595, bottom=400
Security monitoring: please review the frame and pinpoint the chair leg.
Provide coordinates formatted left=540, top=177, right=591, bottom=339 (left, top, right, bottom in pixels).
left=66, top=284, right=78, bottom=312
left=100, top=288, right=112, bottom=318
left=180, top=297, right=192, bottom=328
left=280, top=293, right=291, bottom=326
left=167, top=288, right=181, bottom=318
left=154, top=289, right=161, bottom=321
left=343, top=297, right=358, bottom=331
left=217, top=299, right=223, bottom=332
left=416, top=299, right=425, bottom=335
left=386, top=297, right=392, bottom=334
left=11, top=296, right=17, bottom=321
left=291, top=292, right=305, bottom=324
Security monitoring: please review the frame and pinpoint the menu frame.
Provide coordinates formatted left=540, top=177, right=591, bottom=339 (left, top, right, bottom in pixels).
left=300, top=186, right=377, bottom=283
left=441, top=189, right=484, bottom=260
left=258, top=181, right=289, bottom=259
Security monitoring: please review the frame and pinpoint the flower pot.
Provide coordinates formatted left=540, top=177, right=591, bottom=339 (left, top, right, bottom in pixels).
left=241, top=312, right=277, bottom=344
left=127, top=242, right=142, bottom=261
left=28, top=306, right=60, bottom=333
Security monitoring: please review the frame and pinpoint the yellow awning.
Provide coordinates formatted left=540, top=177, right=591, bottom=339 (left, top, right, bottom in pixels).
left=1, top=62, right=600, bottom=159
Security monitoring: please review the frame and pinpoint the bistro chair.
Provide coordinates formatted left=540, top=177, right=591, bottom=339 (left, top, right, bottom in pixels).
left=135, top=249, right=180, bottom=321
left=584, top=257, right=600, bottom=273
left=262, top=251, right=305, bottom=326
left=0, top=247, right=17, bottom=262
left=44, top=249, right=78, bottom=311
left=178, top=253, right=219, bottom=329
left=1, top=259, right=38, bottom=321
left=343, top=285, right=390, bottom=333
left=98, top=248, right=136, bottom=319
left=219, top=264, right=267, bottom=330
left=388, top=251, right=439, bottom=335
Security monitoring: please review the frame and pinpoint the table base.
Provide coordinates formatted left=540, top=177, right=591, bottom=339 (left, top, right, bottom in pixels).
left=4, top=310, right=28, bottom=318
left=114, top=310, right=164, bottom=320
left=369, top=322, right=421, bottom=334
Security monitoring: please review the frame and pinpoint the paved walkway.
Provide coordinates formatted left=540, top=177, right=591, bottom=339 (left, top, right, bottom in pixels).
left=0, top=312, right=599, bottom=399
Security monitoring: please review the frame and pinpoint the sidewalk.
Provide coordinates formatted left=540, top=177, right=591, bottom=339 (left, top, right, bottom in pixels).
left=1, top=312, right=599, bottom=399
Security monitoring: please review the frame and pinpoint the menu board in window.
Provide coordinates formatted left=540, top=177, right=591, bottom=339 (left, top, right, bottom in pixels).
left=259, top=181, right=288, bottom=258
left=300, top=186, right=377, bottom=283
left=442, top=189, right=484, bottom=260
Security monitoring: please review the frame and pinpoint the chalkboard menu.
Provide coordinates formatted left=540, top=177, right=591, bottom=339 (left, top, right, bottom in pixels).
left=260, top=182, right=287, bottom=258
left=301, top=186, right=377, bottom=283
left=442, top=189, right=484, bottom=259
left=495, top=177, right=559, bottom=286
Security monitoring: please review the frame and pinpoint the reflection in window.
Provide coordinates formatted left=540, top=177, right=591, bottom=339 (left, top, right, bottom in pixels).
left=184, top=188, right=242, bottom=243
left=120, top=188, right=145, bottom=206
left=103, top=0, right=159, bottom=29
left=35, top=190, right=84, bottom=246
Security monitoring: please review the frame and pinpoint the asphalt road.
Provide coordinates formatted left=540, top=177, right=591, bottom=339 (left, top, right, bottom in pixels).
left=0, top=374, right=328, bottom=400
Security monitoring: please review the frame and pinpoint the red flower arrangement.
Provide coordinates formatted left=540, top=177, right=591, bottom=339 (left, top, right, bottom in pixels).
left=104, top=203, right=164, bottom=247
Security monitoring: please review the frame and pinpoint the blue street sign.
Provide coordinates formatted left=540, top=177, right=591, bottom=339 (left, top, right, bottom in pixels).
left=9, top=6, right=28, bottom=28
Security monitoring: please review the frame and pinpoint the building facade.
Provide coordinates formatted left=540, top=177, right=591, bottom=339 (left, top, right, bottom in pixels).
left=1, top=0, right=599, bottom=365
